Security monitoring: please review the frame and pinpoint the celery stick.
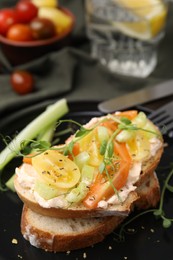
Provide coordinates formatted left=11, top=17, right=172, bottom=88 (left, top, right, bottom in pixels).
left=37, top=122, right=56, bottom=142
left=5, top=121, right=57, bottom=192
left=0, top=98, right=69, bottom=171
left=5, top=174, right=15, bottom=192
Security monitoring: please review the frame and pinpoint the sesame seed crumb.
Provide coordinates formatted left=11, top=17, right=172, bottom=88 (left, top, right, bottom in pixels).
left=150, top=228, right=154, bottom=233
left=12, top=238, right=18, bottom=244
left=18, top=255, right=23, bottom=259
left=156, top=240, right=160, bottom=243
left=141, top=226, right=145, bottom=230
left=108, top=246, right=112, bottom=250
left=83, top=252, right=87, bottom=258
left=66, top=251, right=71, bottom=255
left=124, top=257, right=128, bottom=259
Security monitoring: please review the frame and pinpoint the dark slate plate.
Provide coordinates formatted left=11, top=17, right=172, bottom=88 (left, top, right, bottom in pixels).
left=0, top=100, right=173, bottom=260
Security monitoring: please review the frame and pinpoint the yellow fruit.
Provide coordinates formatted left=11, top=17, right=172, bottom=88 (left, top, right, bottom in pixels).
left=113, top=0, right=167, bottom=40
left=38, top=7, right=73, bottom=35
left=32, top=150, right=81, bottom=189
left=31, top=0, right=58, bottom=8
left=79, top=129, right=103, bottom=167
left=127, top=131, right=151, bottom=161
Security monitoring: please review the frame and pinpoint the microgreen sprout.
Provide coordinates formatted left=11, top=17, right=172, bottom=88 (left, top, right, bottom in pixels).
left=108, top=113, right=160, bottom=137
left=118, top=166, right=173, bottom=241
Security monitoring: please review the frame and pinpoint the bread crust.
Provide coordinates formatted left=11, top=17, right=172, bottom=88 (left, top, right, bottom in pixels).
left=14, top=145, right=162, bottom=218
left=14, top=176, right=138, bottom=218
left=21, top=205, right=124, bottom=252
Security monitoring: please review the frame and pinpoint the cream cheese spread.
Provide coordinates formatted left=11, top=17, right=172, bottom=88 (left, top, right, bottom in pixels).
left=15, top=135, right=162, bottom=209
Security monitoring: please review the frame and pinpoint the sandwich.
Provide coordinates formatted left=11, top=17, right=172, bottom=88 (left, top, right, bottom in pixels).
left=14, top=110, right=163, bottom=251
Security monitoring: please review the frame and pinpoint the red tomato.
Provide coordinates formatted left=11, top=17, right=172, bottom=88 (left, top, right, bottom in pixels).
left=30, top=17, right=56, bottom=40
left=10, top=70, right=34, bottom=95
left=16, top=0, right=38, bottom=23
left=0, top=9, right=18, bottom=36
left=7, top=24, right=33, bottom=41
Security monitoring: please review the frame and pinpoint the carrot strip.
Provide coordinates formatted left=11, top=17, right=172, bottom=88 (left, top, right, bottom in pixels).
left=83, top=142, right=132, bottom=209
left=23, top=154, right=34, bottom=164
left=101, top=120, right=118, bottom=132
left=116, top=110, right=138, bottom=120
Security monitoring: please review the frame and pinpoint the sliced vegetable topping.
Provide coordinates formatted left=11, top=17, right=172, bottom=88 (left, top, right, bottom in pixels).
left=32, top=150, right=81, bottom=189
left=16, top=109, right=160, bottom=208
left=83, top=142, right=132, bottom=209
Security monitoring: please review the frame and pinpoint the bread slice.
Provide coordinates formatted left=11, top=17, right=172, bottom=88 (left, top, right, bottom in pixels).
left=135, top=171, right=160, bottom=209
left=14, top=111, right=164, bottom=218
left=21, top=171, right=160, bottom=252
left=14, top=145, right=162, bottom=218
left=21, top=205, right=124, bottom=252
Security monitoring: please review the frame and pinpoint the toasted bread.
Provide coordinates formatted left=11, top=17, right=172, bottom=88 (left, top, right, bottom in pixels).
left=21, top=205, right=124, bottom=252
left=14, top=146, right=162, bottom=218
left=20, top=171, right=160, bottom=252
left=14, top=111, right=163, bottom=218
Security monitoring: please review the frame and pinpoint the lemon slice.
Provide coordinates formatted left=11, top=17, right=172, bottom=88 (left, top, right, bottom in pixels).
left=38, top=7, right=73, bottom=35
left=31, top=0, right=58, bottom=8
left=32, top=150, right=81, bottom=189
left=112, top=0, right=167, bottom=40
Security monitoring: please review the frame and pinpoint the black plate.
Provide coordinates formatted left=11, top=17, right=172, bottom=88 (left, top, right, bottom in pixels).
left=0, top=100, right=173, bottom=260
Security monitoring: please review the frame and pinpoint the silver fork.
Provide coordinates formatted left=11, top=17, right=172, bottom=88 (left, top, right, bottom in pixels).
left=148, top=100, right=173, bottom=137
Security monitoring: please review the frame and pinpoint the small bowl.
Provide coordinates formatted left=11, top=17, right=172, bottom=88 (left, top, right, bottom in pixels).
left=0, top=7, right=75, bottom=66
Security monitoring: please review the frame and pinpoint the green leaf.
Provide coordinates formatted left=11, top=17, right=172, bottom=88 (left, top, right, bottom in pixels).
left=30, top=140, right=51, bottom=150
left=108, top=141, right=114, bottom=158
left=153, top=209, right=162, bottom=217
left=120, top=117, right=131, bottom=125
left=100, top=140, right=107, bottom=155
left=163, top=219, right=172, bottom=228
left=75, top=127, right=91, bottom=138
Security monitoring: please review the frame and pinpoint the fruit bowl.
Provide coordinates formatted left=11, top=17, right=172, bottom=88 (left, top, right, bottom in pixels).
left=0, top=7, right=75, bottom=66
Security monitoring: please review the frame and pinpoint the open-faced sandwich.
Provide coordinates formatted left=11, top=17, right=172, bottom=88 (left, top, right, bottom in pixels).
left=14, top=110, right=163, bottom=252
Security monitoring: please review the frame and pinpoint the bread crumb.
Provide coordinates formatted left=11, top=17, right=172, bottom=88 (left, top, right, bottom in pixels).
left=12, top=238, right=18, bottom=244
left=124, top=257, right=128, bottom=259
left=127, top=228, right=135, bottom=233
left=83, top=252, right=87, bottom=258
left=108, top=246, right=112, bottom=250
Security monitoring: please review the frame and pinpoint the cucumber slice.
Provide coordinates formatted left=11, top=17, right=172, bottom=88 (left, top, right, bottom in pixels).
left=66, top=182, right=88, bottom=203
left=74, top=151, right=90, bottom=170
left=81, top=165, right=94, bottom=182
left=116, top=129, right=135, bottom=142
left=132, top=112, right=147, bottom=128
left=34, top=180, right=66, bottom=200
left=97, top=126, right=109, bottom=142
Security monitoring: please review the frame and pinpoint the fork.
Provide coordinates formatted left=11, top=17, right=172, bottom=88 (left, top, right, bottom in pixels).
left=148, top=100, right=173, bottom=137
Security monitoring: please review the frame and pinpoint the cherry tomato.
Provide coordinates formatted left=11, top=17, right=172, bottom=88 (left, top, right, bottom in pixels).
left=16, top=0, right=38, bottom=23
left=10, top=70, right=34, bottom=95
left=30, top=17, right=56, bottom=40
left=7, top=24, right=33, bottom=41
left=0, top=9, right=18, bottom=36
